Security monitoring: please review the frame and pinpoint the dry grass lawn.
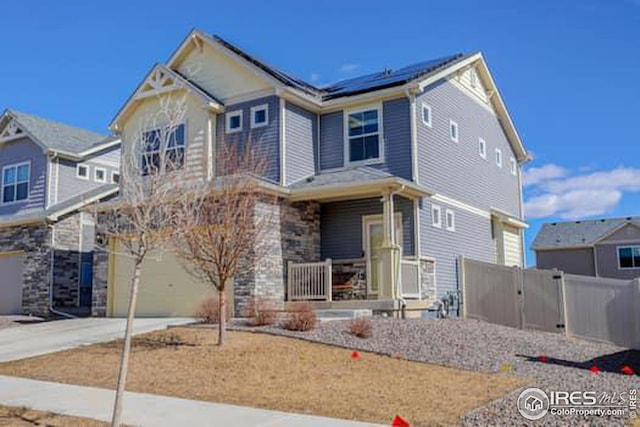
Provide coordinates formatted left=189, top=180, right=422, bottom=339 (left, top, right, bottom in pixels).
left=0, top=328, right=527, bottom=427
left=0, top=405, right=106, bottom=426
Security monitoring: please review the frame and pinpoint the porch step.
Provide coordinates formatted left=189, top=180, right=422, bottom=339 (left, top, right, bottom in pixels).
left=315, top=309, right=372, bottom=322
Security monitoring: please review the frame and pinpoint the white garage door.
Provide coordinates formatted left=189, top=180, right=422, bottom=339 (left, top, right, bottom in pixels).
left=108, top=242, right=232, bottom=317
left=0, top=252, right=24, bottom=315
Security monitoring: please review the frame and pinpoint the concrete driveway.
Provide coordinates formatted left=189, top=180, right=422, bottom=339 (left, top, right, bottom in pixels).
left=0, top=318, right=193, bottom=363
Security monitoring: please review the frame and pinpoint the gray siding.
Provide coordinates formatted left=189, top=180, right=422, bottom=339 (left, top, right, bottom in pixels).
left=318, top=99, right=412, bottom=180
left=216, top=95, right=280, bottom=183
left=0, top=137, right=47, bottom=217
left=320, top=196, right=414, bottom=260
left=420, top=198, right=494, bottom=299
left=55, top=146, right=120, bottom=204
left=285, top=102, right=317, bottom=184
left=417, top=80, right=521, bottom=216
left=595, top=243, right=640, bottom=279
left=319, top=111, right=343, bottom=170
left=535, top=248, right=596, bottom=276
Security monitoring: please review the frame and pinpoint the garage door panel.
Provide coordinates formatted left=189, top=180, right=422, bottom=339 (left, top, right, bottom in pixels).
left=0, top=252, right=24, bottom=315
left=109, top=243, right=231, bottom=317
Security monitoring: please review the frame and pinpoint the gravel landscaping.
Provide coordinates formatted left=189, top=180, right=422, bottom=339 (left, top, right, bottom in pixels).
left=231, top=317, right=640, bottom=426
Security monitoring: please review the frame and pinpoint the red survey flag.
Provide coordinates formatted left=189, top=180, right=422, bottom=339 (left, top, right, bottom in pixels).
left=589, top=365, right=600, bottom=374
left=351, top=351, right=361, bottom=360
left=621, top=365, right=635, bottom=375
left=391, top=414, right=410, bottom=427
left=538, top=355, right=547, bottom=363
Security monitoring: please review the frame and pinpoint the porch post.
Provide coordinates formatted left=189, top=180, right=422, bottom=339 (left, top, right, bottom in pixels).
left=379, top=192, right=401, bottom=300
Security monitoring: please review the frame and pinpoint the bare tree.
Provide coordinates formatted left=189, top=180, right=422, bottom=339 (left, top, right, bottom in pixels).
left=95, top=94, right=188, bottom=427
left=172, top=140, right=274, bottom=346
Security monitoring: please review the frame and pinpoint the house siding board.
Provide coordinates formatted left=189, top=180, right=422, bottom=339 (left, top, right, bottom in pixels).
left=319, top=111, right=343, bottom=170
left=372, top=98, right=412, bottom=179
left=216, top=95, right=280, bottom=183
left=419, top=198, right=494, bottom=299
left=285, top=102, right=316, bottom=184
left=535, top=248, right=596, bottom=276
left=55, top=158, right=119, bottom=204
left=595, top=243, right=640, bottom=279
left=320, top=196, right=415, bottom=260
left=417, top=79, right=521, bottom=216
left=0, top=137, right=47, bottom=217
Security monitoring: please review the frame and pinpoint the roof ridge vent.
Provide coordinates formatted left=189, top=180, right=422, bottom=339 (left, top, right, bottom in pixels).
left=383, top=67, right=392, bottom=76
left=626, top=217, right=632, bottom=220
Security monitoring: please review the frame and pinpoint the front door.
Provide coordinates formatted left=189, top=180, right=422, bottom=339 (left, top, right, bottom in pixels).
left=364, top=215, right=402, bottom=297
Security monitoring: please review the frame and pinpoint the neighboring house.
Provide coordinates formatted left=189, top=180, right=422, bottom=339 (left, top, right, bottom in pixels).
left=97, top=29, right=529, bottom=317
left=533, top=217, right=640, bottom=279
left=0, top=110, right=120, bottom=316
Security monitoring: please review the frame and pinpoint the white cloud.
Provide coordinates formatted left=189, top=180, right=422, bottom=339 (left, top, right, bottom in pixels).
left=523, top=165, right=640, bottom=220
left=522, top=164, right=567, bottom=187
left=339, top=63, right=360, bottom=73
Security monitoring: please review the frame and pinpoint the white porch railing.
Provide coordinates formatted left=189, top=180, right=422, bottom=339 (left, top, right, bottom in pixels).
left=400, top=259, right=421, bottom=299
left=287, top=259, right=332, bottom=301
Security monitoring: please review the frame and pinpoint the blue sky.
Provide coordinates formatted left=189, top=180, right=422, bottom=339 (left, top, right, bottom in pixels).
left=1, top=0, right=638, bottom=264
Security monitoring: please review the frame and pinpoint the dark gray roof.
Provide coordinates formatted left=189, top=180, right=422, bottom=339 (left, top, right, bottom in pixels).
left=288, top=167, right=395, bottom=189
left=7, top=110, right=111, bottom=155
left=46, top=184, right=118, bottom=218
left=210, top=33, right=468, bottom=101
left=532, top=216, right=640, bottom=250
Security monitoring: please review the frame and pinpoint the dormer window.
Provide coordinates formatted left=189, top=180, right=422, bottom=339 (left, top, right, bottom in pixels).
left=250, top=104, right=268, bottom=128
left=76, top=165, right=89, bottom=180
left=2, top=162, right=29, bottom=204
left=226, top=110, right=243, bottom=133
left=346, top=105, right=382, bottom=165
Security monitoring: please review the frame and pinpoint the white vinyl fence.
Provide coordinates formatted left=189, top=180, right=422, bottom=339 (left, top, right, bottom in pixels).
left=460, top=256, right=640, bottom=349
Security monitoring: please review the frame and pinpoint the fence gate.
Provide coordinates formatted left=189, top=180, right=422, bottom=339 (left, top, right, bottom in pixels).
left=461, top=256, right=565, bottom=333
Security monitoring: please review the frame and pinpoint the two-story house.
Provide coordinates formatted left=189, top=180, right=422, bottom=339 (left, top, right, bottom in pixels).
left=533, top=217, right=640, bottom=279
left=0, top=110, right=120, bottom=316
left=96, top=29, right=529, bottom=317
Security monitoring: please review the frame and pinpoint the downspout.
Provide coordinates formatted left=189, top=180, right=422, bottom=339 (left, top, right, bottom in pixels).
left=48, top=222, right=76, bottom=319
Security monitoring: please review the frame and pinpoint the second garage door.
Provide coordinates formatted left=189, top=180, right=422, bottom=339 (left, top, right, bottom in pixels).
left=108, top=242, right=233, bottom=317
left=0, top=252, right=25, bottom=315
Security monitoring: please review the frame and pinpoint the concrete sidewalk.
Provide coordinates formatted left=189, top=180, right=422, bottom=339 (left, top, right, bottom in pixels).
left=0, top=318, right=193, bottom=362
left=0, top=375, right=385, bottom=427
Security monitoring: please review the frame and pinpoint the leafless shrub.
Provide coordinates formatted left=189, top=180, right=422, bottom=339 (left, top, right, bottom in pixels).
left=196, top=295, right=231, bottom=324
left=282, top=302, right=317, bottom=332
left=348, top=317, right=373, bottom=339
left=246, top=297, right=279, bottom=327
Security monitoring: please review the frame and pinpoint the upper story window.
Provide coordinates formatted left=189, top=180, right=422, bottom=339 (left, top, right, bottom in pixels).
left=2, top=162, right=30, bottom=204
left=618, top=246, right=640, bottom=269
left=142, top=124, right=185, bottom=176
left=431, top=204, right=442, bottom=228
left=250, top=104, right=268, bottom=128
left=478, top=138, right=487, bottom=159
left=449, top=120, right=458, bottom=142
left=421, top=104, right=432, bottom=127
left=94, top=167, right=107, bottom=183
left=510, top=157, right=517, bottom=175
left=495, top=148, right=503, bottom=168
left=76, top=164, right=89, bottom=180
left=111, top=171, right=120, bottom=184
left=445, top=209, right=456, bottom=231
left=346, top=106, right=382, bottom=164
left=226, top=110, right=243, bottom=133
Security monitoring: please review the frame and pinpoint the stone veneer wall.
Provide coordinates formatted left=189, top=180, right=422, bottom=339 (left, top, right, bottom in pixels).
left=91, top=212, right=109, bottom=317
left=234, top=198, right=320, bottom=316
left=0, top=222, right=51, bottom=316
left=51, top=213, right=81, bottom=308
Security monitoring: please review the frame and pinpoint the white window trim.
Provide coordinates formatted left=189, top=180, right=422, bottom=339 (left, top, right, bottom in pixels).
left=445, top=209, right=456, bottom=232
left=225, top=110, right=243, bottom=134
left=343, top=103, right=384, bottom=167
left=449, top=120, right=459, bottom=142
left=94, top=167, right=107, bottom=183
left=250, top=104, right=269, bottom=128
left=1, top=161, right=30, bottom=205
left=469, top=69, right=478, bottom=88
left=478, top=138, right=487, bottom=159
left=495, top=148, right=503, bottom=168
left=617, top=246, right=640, bottom=270
left=76, top=164, right=89, bottom=180
left=111, top=171, right=120, bottom=184
left=510, top=157, right=517, bottom=175
left=421, top=103, right=432, bottom=128
left=431, top=204, right=442, bottom=228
